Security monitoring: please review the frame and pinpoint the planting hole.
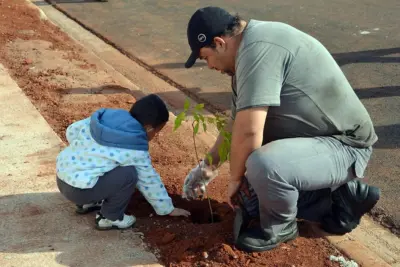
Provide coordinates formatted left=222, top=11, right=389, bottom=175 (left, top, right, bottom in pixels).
left=190, top=208, right=222, bottom=224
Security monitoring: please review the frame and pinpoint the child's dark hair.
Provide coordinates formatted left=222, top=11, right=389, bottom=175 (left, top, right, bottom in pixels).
left=129, top=94, right=169, bottom=128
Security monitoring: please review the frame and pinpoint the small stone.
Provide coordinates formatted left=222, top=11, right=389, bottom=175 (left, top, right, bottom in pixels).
left=18, top=30, right=35, bottom=36
left=202, top=251, right=209, bottom=259
left=221, top=244, right=238, bottom=259
left=23, top=58, right=33, bottom=65
left=149, top=213, right=153, bottom=217
left=160, top=232, right=175, bottom=244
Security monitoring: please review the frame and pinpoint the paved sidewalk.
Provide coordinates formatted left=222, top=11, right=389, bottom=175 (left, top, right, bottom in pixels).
left=0, top=64, right=162, bottom=267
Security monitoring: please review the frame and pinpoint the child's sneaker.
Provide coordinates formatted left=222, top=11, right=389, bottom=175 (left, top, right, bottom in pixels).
left=95, top=212, right=136, bottom=230
left=76, top=201, right=103, bottom=214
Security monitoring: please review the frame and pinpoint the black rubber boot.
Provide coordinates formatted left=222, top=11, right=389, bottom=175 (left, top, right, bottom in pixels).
left=233, top=177, right=297, bottom=252
left=232, top=177, right=259, bottom=244
left=297, top=188, right=333, bottom=223
left=322, top=179, right=380, bottom=234
left=235, top=220, right=298, bottom=252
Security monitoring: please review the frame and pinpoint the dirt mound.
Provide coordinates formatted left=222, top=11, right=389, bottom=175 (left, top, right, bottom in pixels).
left=127, top=124, right=339, bottom=266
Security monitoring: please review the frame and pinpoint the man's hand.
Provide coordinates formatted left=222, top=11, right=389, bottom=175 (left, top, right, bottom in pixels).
left=227, top=178, right=243, bottom=209
left=182, top=160, right=218, bottom=200
left=169, top=208, right=191, bottom=217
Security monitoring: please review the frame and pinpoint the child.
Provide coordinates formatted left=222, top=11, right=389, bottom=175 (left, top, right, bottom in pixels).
left=56, top=94, right=190, bottom=230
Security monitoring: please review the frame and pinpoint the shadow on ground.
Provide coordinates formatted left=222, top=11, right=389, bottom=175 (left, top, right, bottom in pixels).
left=355, top=86, right=400, bottom=99
left=151, top=62, right=207, bottom=70
left=43, top=0, right=105, bottom=4
left=374, top=124, right=400, bottom=149
left=333, top=47, right=400, bottom=66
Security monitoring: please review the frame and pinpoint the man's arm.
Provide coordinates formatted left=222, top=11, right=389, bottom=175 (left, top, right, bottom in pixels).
left=229, top=43, right=292, bottom=180
left=230, top=107, right=268, bottom=181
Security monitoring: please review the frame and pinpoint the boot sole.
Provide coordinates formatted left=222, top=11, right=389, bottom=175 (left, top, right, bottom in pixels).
left=236, top=229, right=299, bottom=253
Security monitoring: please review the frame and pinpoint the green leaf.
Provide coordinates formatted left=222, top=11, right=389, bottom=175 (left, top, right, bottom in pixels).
left=207, top=117, right=215, bottom=124
left=206, top=153, right=213, bottom=166
left=173, top=111, right=186, bottom=131
left=217, top=121, right=223, bottom=131
left=218, top=146, right=225, bottom=163
left=173, top=121, right=180, bottom=131
left=193, top=121, right=199, bottom=135
left=202, top=122, right=207, bottom=132
left=198, top=114, right=205, bottom=122
left=195, top=103, right=205, bottom=111
left=217, top=137, right=231, bottom=164
left=194, top=113, right=200, bottom=122
left=223, top=131, right=232, bottom=141
left=184, top=99, right=190, bottom=111
left=178, top=111, right=186, bottom=121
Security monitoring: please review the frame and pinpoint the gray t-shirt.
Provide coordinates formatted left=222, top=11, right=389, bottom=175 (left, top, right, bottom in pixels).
left=231, top=20, right=377, bottom=148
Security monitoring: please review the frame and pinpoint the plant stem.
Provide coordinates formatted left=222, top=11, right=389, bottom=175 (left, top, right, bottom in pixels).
left=192, top=121, right=214, bottom=223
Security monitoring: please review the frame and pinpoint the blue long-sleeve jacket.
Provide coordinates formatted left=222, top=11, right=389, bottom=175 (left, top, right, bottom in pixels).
left=56, top=108, right=174, bottom=215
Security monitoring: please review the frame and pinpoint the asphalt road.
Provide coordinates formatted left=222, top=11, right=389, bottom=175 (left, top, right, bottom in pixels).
left=44, top=0, right=399, bottom=230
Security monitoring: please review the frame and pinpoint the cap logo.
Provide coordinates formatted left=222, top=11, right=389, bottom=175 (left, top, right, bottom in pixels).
left=197, top=33, right=206, bottom=43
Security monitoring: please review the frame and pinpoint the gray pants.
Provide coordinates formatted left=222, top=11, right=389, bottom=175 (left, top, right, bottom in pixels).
left=57, top=166, right=138, bottom=221
left=245, top=136, right=372, bottom=238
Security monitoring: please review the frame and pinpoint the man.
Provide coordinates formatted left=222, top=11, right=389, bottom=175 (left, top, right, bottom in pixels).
left=182, top=6, right=381, bottom=253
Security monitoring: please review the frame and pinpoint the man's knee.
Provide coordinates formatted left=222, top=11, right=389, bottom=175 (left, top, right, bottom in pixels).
left=246, top=147, right=280, bottom=183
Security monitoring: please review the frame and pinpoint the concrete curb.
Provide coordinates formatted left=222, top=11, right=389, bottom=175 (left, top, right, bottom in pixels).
left=25, top=0, right=48, bottom=20
left=25, top=2, right=399, bottom=266
left=309, top=224, right=392, bottom=267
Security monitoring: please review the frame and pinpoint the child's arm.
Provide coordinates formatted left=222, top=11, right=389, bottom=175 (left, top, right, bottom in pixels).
left=133, top=153, right=175, bottom=216
left=65, top=118, right=91, bottom=143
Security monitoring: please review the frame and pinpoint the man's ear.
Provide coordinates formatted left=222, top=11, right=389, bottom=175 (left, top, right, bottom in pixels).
left=213, top=36, right=227, bottom=50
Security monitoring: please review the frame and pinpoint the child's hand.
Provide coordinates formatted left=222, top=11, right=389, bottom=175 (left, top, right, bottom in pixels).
left=169, top=208, right=191, bottom=217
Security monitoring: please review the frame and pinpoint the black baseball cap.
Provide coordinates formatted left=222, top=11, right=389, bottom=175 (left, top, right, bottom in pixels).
left=185, top=6, right=236, bottom=68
